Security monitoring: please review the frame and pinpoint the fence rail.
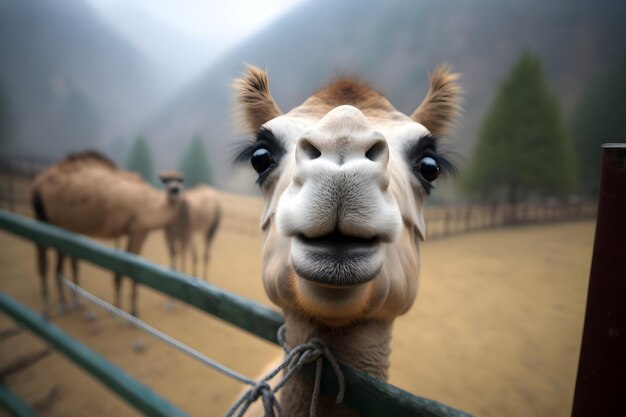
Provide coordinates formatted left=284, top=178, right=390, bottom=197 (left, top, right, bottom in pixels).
left=425, top=201, right=597, bottom=239
left=0, top=294, right=189, bottom=417
left=0, top=209, right=472, bottom=417
left=0, top=383, right=38, bottom=417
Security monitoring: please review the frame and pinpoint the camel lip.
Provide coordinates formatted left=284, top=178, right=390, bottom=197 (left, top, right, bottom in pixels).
left=297, top=230, right=381, bottom=249
left=291, top=235, right=382, bottom=286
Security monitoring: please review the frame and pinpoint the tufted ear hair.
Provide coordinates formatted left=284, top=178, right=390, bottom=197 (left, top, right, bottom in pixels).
left=233, top=65, right=282, bottom=133
left=410, top=65, right=462, bottom=136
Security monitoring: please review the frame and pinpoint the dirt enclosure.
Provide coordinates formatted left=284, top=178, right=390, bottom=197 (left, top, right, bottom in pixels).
left=0, top=192, right=594, bottom=417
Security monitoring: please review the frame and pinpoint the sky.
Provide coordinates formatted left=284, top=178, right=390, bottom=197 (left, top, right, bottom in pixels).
left=84, top=0, right=308, bottom=91
left=85, top=0, right=307, bottom=43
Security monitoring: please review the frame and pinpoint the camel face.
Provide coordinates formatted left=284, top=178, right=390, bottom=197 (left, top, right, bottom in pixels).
left=258, top=110, right=432, bottom=326
left=159, top=171, right=185, bottom=201
left=235, top=66, right=461, bottom=327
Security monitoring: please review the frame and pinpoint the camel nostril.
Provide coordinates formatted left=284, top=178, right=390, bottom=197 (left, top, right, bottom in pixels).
left=365, top=140, right=388, bottom=162
left=298, top=138, right=321, bottom=160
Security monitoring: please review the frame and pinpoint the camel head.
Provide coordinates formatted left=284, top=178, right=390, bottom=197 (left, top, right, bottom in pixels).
left=159, top=170, right=185, bottom=203
left=234, top=66, right=461, bottom=327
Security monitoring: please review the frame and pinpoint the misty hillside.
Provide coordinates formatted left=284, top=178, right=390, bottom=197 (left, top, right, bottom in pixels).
left=145, top=0, right=625, bottom=194
left=0, top=0, right=167, bottom=159
left=88, top=0, right=218, bottom=95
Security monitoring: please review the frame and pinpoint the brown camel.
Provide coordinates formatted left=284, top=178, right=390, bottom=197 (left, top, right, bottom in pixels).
left=163, top=178, right=221, bottom=279
left=233, top=65, right=461, bottom=416
left=31, top=151, right=184, bottom=317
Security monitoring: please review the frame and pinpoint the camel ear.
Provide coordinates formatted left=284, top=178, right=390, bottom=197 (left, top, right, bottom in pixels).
left=410, top=65, right=462, bottom=136
left=233, top=65, right=282, bottom=133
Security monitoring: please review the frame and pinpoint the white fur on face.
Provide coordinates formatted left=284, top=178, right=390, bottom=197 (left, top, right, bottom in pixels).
left=162, top=178, right=184, bottom=200
left=259, top=106, right=431, bottom=326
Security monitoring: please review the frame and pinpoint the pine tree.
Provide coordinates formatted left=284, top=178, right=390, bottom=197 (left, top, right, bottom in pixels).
left=464, top=52, right=577, bottom=205
left=178, top=135, right=213, bottom=187
left=125, top=136, right=155, bottom=183
left=571, top=59, right=626, bottom=197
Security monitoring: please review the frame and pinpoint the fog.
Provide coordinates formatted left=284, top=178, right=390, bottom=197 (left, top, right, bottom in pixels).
left=84, top=0, right=307, bottom=94
left=0, top=0, right=623, bottom=195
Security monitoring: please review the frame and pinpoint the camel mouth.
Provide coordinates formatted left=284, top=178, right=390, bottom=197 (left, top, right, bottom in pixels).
left=291, top=231, right=383, bottom=286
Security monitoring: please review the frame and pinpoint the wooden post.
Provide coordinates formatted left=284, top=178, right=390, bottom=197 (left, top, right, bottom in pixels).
left=443, top=210, right=451, bottom=236
left=571, top=144, right=626, bottom=417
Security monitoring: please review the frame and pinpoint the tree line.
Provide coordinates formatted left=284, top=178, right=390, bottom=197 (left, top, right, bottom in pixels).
left=463, top=52, right=625, bottom=210
left=125, top=135, right=213, bottom=187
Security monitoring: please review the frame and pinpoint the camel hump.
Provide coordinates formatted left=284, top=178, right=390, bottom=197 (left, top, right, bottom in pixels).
left=63, top=150, right=117, bottom=169
left=187, top=185, right=220, bottom=209
left=188, top=184, right=217, bottom=196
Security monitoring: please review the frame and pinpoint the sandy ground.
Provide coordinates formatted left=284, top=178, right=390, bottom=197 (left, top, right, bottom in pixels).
left=0, top=193, right=594, bottom=417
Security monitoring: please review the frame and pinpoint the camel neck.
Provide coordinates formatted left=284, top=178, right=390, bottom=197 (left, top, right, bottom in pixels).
left=140, top=192, right=180, bottom=230
left=279, top=310, right=392, bottom=417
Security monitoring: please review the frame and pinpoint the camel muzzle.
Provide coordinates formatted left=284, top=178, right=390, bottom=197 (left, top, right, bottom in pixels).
left=290, top=231, right=383, bottom=286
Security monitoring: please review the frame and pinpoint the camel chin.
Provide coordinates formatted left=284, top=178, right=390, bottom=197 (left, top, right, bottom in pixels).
left=292, top=277, right=374, bottom=327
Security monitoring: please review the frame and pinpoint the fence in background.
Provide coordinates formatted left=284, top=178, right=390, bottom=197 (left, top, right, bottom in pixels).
left=0, top=154, right=52, bottom=213
left=425, top=201, right=596, bottom=238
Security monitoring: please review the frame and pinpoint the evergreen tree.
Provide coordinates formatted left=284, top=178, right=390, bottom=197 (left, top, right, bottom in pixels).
left=125, top=136, right=155, bottom=183
left=178, top=135, right=213, bottom=187
left=571, top=59, right=626, bottom=197
left=464, top=52, right=576, bottom=205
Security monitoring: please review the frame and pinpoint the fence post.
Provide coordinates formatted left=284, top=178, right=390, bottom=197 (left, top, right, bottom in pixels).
left=443, top=210, right=451, bottom=236
left=571, top=144, right=626, bottom=417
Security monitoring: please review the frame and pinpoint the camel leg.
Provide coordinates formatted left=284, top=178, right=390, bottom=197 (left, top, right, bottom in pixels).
left=36, top=245, right=49, bottom=317
left=204, top=212, right=220, bottom=281
left=70, top=257, right=82, bottom=309
left=202, top=240, right=210, bottom=281
left=54, top=251, right=68, bottom=314
left=128, top=231, right=148, bottom=317
left=113, top=237, right=123, bottom=309
left=163, top=230, right=177, bottom=312
left=114, top=234, right=137, bottom=311
left=191, top=241, right=198, bottom=278
left=180, top=239, right=188, bottom=275
left=165, top=228, right=177, bottom=270
left=114, top=272, right=122, bottom=309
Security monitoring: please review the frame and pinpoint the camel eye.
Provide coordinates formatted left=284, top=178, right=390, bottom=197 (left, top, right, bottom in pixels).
left=251, top=148, right=275, bottom=174
left=416, top=156, right=440, bottom=182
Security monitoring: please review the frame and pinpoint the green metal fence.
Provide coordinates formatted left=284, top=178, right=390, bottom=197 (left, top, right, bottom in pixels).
left=0, top=209, right=472, bottom=417
left=0, top=293, right=189, bottom=417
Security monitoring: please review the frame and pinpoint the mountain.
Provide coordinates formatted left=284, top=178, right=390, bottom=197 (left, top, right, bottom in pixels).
left=83, top=0, right=219, bottom=95
left=0, top=0, right=168, bottom=160
left=145, top=0, right=625, bottom=193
